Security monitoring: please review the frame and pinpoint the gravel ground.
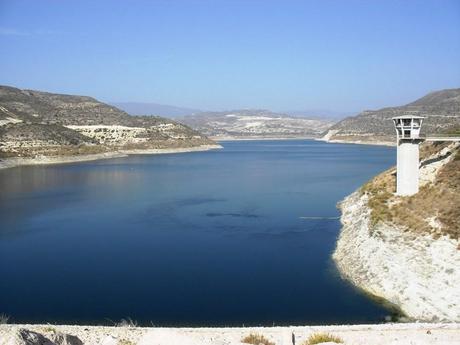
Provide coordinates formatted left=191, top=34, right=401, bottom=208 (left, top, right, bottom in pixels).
left=1, top=323, right=459, bottom=345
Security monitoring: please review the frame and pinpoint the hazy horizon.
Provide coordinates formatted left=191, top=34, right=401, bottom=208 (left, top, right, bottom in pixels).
left=1, top=0, right=459, bottom=113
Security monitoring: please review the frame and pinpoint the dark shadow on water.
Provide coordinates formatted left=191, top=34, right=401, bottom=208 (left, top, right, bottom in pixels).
left=206, top=212, right=261, bottom=218
left=175, top=197, right=227, bottom=207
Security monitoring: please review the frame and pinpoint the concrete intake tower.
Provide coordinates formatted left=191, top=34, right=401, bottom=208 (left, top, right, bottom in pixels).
left=392, top=115, right=424, bottom=196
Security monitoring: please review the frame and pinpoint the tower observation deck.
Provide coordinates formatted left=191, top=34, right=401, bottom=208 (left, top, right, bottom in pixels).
left=392, top=115, right=425, bottom=196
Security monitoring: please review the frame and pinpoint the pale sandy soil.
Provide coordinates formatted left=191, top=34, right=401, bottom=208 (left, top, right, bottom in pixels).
left=0, top=145, right=222, bottom=170
left=1, top=323, right=459, bottom=345
left=316, top=138, right=395, bottom=147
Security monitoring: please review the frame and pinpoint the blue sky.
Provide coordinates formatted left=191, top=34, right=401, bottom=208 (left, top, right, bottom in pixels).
left=0, top=0, right=459, bottom=113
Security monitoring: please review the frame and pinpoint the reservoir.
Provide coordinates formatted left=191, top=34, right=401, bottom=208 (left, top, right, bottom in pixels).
left=0, top=140, right=395, bottom=326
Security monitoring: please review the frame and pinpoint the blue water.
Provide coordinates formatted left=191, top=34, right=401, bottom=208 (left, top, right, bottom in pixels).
left=0, top=140, right=395, bottom=326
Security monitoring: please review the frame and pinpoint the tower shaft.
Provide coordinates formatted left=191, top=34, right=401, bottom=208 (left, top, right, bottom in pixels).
left=396, top=140, right=420, bottom=196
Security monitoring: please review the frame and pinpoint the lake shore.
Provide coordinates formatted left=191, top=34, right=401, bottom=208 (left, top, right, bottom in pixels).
left=1, top=323, right=459, bottom=345
left=212, top=136, right=316, bottom=141
left=212, top=135, right=396, bottom=147
left=0, top=144, right=222, bottom=170
left=317, top=138, right=395, bottom=147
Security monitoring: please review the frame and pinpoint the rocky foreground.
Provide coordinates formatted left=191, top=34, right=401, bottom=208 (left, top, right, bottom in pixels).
left=0, top=86, right=220, bottom=168
left=1, top=323, right=460, bottom=345
left=333, top=142, right=460, bottom=322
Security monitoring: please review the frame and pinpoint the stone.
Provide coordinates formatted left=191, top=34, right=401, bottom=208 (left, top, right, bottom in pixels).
left=100, top=336, right=119, bottom=345
left=7, top=329, right=54, bottom=345
left=49, top=333, right=83, bottom=345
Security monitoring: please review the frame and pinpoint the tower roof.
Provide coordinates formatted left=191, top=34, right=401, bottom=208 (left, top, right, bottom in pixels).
left=392, top=115, right=425, bottom=120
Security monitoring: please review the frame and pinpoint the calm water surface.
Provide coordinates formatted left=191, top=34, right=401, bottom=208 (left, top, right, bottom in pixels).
left=0, top=140, right=395, bottom=326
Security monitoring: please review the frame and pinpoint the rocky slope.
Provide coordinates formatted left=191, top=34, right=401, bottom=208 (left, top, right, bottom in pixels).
left=0, top=86, right=217, bottom=162
left=333, top=142, right=460, bottom=322
left=178, top=109, right=335, bottom=139
left=322, top=88, right=460, bottom=145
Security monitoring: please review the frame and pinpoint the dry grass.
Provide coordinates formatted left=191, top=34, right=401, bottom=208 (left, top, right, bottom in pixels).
left=419, top=141, right=450, bottom=160
left=241, top=333, right=275, bottom=345
left=116, top=318, right=138, bottom=327
left=361, top=167, right=395, bottom=226
left=303, top=332, right=343, bottom=344
left=42, top=326, right=56, bottom=332
left=361, top=142, right=460, bottom=241
left=0, top=313, right=9, bottom=324
left=119, top=340, right=135, bottom=345
left=392, top=148, right=460, bottom=240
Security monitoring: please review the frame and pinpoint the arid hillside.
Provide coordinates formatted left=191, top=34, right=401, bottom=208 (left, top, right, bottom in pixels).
left=0, top=86, right=214, bottom=158
left=361, top=140, right=459, bottom=240
left=178, top=109, right=334, bottom=139
left=322, top=89, right=460, bottom=145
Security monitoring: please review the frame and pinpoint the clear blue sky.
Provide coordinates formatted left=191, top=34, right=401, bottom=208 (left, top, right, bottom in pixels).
left=1, top=0, right=459, bottom=113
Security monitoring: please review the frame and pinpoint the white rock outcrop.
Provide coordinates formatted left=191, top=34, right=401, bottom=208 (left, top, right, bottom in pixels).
left=419, top=142, right=459, bottom=187
left=333, top=191, right=460, bottom=322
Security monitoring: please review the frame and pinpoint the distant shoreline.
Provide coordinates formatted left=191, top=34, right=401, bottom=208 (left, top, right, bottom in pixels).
left=0, top=144, right=222, bottom=170
left=0, top=138, right=395, bottom=170
left=214, top=135, right=395, bottom=147
left=316, top=138, right=395, bottom=147
left=212, top=136, right=316, bottom=141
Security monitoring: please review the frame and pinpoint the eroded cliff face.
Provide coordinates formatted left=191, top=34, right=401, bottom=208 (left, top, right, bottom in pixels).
left=333, top=143, right=460, bottom=322
left=333, top=191, right=460, bottom=322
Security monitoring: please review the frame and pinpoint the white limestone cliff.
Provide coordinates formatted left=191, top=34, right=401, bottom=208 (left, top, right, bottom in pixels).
left=333, top=191, right=460, bottom=322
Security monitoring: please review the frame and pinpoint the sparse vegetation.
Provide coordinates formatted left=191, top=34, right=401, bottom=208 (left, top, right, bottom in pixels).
left=361, top=141, right=460, bottom=241
left=119, top=340, right=135, bottom=345
left=0, top=85, right=214, bottom=159
left=327, top=88, right=460, bottom=144
left=42, top=326, right=56, bottom=333
left=241, top=333, right=275, bottom=345
left=446, top=126, right=460, bottom=136
left=303, top=332, right=343, bottom=345
left=361, top=168, right=395, bottom=226
left=0, top=313, right=9, bottom=324
left=116, top=318, right=138, bottom=328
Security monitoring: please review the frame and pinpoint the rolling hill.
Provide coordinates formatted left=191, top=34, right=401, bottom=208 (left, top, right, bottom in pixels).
left=178, top=109, right=335, bottom=139
left=322, top=88, right=460, bottom=145
left=0, top=86, right=214, bottom=159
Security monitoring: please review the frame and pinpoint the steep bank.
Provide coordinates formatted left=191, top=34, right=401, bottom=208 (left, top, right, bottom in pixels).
left=333, top=142, right=460, bottom=322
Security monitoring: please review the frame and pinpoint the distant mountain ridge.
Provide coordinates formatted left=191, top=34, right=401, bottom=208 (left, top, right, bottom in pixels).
left=284, top=109, right=353, bottom=120
left=112, top=102, right=200, bottom=117
left=178, top=109, right=335, bottom=139
left=322, top=88, right=460, bottom=145
left=0, top=85, right=214, bottom=159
